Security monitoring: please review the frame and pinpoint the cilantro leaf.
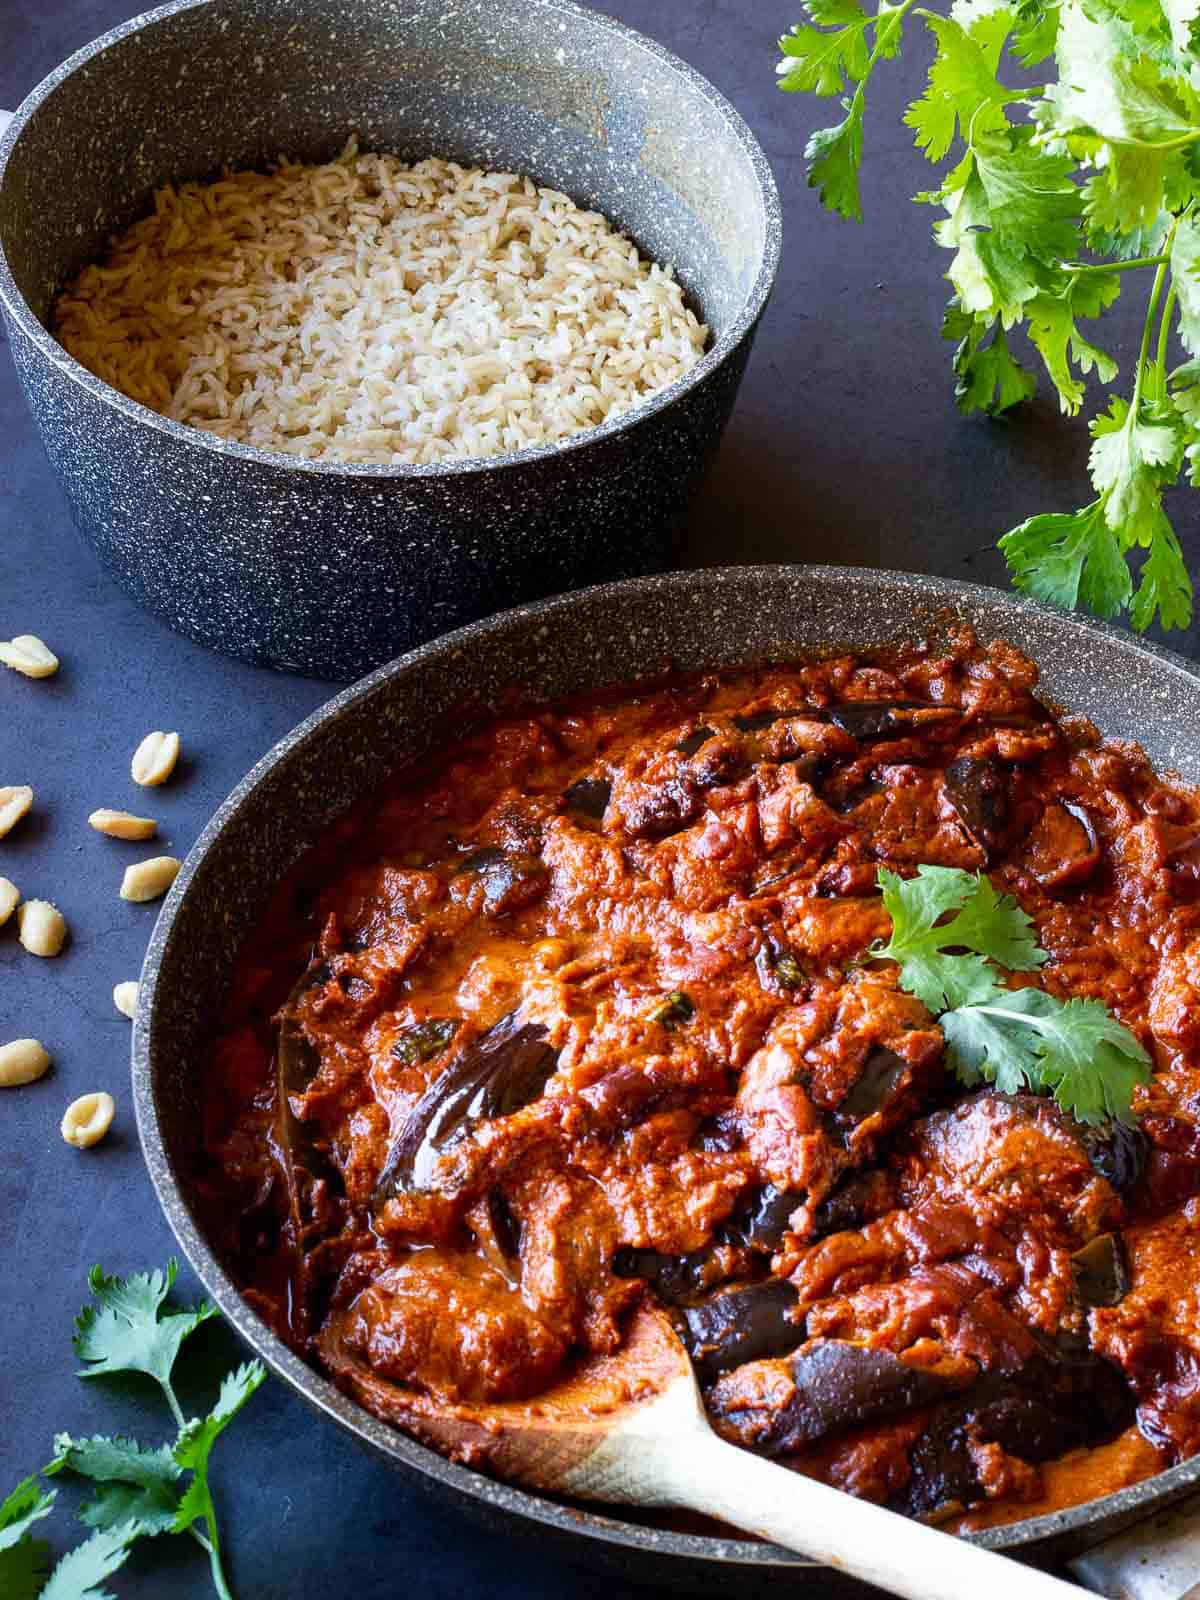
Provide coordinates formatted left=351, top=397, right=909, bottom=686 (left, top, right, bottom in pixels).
left=933, top=133, right=1085, bottom=336
left=941, top=994, right=1042, bottom=1094
left=945, top=988, right=1152, bottom=1123
left=904, top=10, right=1014, bottom=162
left=1129, top=504, right=1194, bottom=629
left=0, top=1478, right=55, bottom=1600
left=944, top=304, right=1038, bottom=412
left=49, top=1435, right=182, bottom=1493
left=805, top=105, right=866, bottom=220
left=777, top=2, right=872, bottom=96
left=49, top=1434, right=183, bottom=1539
left=873, top=866, right=1148, bottom=1123
left=1010, top=0, right=1059, bottom=64
left=1089, top=393, right=1184, bottom=525
left=74, top=1260, right=217, bottom=1396
left=872, top=865, right=1044, bottom=1012
left=1023, top=273, right=1121, bottom=416
left=1042, top=0, right=1200, bottom=148
left=173, top=1364, right=266, bottom=1560
left=0, top=1478, right=56, bottom=1553
left=1171, top=212, right=1200, bottom=355
left=39, top=1525, right=138, bottom=1600
left=1000, top=498, right=1133, bottom=615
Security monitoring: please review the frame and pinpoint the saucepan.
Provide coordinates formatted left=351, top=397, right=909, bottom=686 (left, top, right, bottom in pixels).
left=133, top=566, right=1200, bottom=1599
left=0, top=0, right=779, bottom=680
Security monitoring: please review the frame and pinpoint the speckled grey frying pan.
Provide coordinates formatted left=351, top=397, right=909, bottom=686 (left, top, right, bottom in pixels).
left=133, top=567, right=1200, bottom=1597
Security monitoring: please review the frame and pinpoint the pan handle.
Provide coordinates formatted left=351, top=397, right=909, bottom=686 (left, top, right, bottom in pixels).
left=1070, top=1492, right=1200, bottom=1600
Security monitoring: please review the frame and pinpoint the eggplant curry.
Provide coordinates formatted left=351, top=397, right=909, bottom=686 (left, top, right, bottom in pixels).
left=199, top=629, right=1200, bottom=1529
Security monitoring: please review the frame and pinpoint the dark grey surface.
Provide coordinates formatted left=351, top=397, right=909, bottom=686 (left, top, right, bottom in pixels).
left=0, top=0, right=778, bottom=679
left=2, top=2, right=1197, bottom=1599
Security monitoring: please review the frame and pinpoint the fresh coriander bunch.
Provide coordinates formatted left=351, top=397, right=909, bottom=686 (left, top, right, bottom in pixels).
left=0, top=1261, right=265, bottom=1600
left=776, top=0, right=1200, bottom=631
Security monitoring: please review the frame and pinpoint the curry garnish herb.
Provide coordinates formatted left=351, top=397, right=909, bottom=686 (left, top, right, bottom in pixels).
left=648, top=991, right=696, bottom=1030
left=776, top=0, right=1199, bottom=633
left=392, top=1018, right=460, bottom=1065
left=0, top=1260, right=265, bottom=1600
left=872, top=865, right=1152, bottom=1124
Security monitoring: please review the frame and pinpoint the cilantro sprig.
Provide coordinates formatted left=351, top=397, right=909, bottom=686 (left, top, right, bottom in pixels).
left=872, top=864, right=1152, bottom=1123
left=776, top=0, right=1200, bottom=632
left=0, top=1261, right=265, bottom=1600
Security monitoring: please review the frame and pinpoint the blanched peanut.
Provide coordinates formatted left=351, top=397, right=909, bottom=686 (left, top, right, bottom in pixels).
left=61, top=1091, right=115, bottom=1148
left=0, top=1038, right=51, bottom=1087
left=89, top=808, right=158, bottom=840
left=119, top=856, right=181, bottom=903
left=0, top=877, right=19, bottom=926
left=18, top=899, right=67, bottom=957
left=113, top=981, right=139, bottom=1019
left=131, top=731, right=180, bottom=787
left=0, top=785, right=33, bottom=838
left=0, top=634, right=59, bottom=678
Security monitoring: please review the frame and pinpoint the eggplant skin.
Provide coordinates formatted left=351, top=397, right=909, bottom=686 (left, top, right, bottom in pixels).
left=373, top=1012, right=557, bottom=1204
left=1081, top=1123, right=1147, bottom=1196
left=941, top=755, right=1010, bottom=856
left=562, top=776, right=612, bottom=820
left=827, top=701, right=957, bottom=741
left=708, top=1340, right=966, bottom=1457
left=681, top=1280, right=805, bottom=1386
left=891, top=1341, right=1135, bottom=1520
left=1072, top=1232, right=1130, bottom=1308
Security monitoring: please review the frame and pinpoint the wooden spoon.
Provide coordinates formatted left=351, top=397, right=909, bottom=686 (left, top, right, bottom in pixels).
left=320, top=1303, right=1092, bottom=1600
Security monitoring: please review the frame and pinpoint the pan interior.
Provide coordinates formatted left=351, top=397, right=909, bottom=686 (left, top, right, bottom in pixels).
left=139, top=566, right=1200, bottom=1568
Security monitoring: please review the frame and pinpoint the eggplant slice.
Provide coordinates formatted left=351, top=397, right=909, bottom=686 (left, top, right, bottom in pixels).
left=942, top=755, right=1010, bottom=860
left=827, top=701, right=959, bottom=741
left=374, top=1011, right=558, bottom=1205
left=709, top=1339, right=968, bottom=1457
left=681, top=1279, right=804, bottom=1386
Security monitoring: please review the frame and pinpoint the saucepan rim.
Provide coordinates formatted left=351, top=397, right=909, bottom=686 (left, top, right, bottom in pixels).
left=132, top=564, right=1200, bottom=1572
left=0, top=0, right=782, bottom=482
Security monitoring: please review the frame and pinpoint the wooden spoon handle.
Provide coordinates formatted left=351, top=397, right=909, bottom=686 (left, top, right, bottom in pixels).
left=655, top=1427, right=1087, bottom=1600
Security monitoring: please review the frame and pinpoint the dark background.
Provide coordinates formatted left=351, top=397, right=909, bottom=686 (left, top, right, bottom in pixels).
left=2, top=2, right=1197, bottom=1597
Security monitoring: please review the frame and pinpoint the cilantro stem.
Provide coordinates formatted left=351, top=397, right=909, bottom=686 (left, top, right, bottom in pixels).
left=847, top=0, right=919, bottom=120
left=1131, top=219, right=1177, bottom=420
left=203, top=1523, right=234, bottom=1600
left=1060, top=254, right=1169, bottom=275
left=1155, top=284, right=1178, bottom=403
left=162, top=1379, right=186, bottom=1433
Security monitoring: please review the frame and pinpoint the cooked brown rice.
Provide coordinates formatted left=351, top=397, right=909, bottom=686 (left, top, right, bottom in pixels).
left=51, top=142, right=709, bottom=466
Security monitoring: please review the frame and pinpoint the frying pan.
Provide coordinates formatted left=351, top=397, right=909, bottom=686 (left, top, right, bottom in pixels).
left=133, top=566, right=1200, bottom=1597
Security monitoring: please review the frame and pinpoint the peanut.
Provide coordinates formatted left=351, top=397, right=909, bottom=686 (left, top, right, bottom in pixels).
left=61, top=1091, right=115, bottom=1149
left=131, top=731, right=180, bottom=786
left=0, top=634, right=59, bottom=678
left=113, top=981, right=139, bottom=1019
left=119, top=856, right=181, bottom=903
left=89, top=808, right=158, bottom=840
left=0, top=1038, right=51, bottom=1088
left=18, top=899, right=67, bottom=957
left=0, top=877, right=19, bottom=926
left=0, top=785, right=33, bottom=838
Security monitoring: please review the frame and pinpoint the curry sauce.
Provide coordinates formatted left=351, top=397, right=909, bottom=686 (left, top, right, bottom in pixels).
left=199, top=628, right=1200, bottom=1526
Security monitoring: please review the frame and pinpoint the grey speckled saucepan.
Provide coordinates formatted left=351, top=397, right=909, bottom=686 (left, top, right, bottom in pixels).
left=0, top=0, right=779, bottom=682
left=135, top=567, right=1200, bottom=1597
